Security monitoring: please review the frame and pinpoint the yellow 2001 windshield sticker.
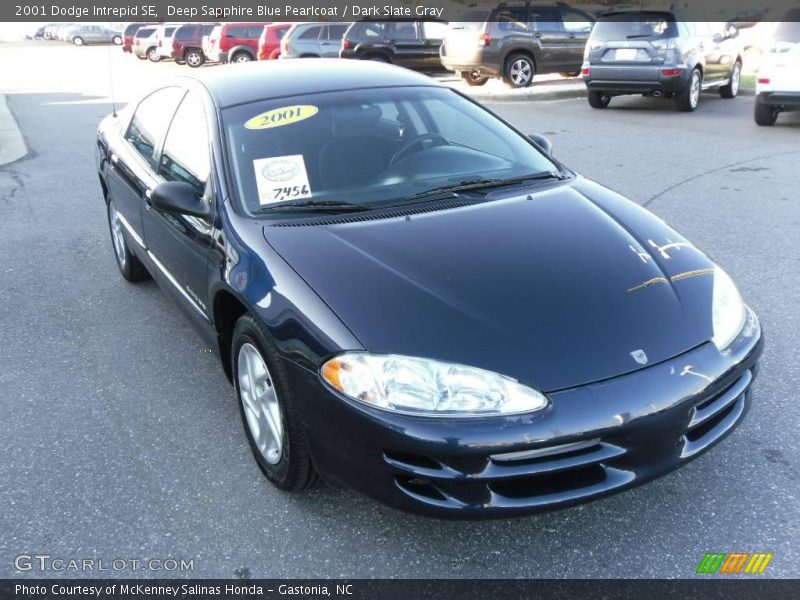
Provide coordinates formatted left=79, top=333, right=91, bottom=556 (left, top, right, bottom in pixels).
left=244, top=105, right=318, bottom=130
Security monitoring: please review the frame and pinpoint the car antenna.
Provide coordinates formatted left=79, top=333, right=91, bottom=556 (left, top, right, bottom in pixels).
left=107, top=44, right=117, bottom=117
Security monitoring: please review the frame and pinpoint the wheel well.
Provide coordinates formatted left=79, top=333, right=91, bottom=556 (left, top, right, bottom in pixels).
left=98, top=175, right=109, bottom=205
left=213, top=290, right=248, bottom=382
left=232, top=49, right=255, bottom=59
left=505, top=50, right=535, bottom=70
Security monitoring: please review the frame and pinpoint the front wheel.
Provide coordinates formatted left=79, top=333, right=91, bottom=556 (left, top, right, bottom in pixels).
left=720, top=61, right=741, bottom=98
left=107, top=200, right=149, bottom=282
left=461, top=71, right=489, bottom=86
left=587, top=90, right=611, bottom=109
left=754, top=102, right=779, bottom=126
left=232, top=314, right=318, bottom=491
left=676, top=68, right=702, bottom=112
left=503, top=53, right=535, bottom=88
left=185, top=48, right=204, bottom=68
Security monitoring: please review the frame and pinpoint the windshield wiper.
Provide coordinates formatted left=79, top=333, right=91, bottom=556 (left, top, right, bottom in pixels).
left=403, top=172, right=566, bottom=203
left=255, top=199, right=372, bottom=214
left=625, top=34, right=654, bottom=39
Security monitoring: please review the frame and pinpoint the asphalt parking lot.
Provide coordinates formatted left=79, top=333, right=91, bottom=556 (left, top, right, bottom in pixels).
left=0, top=41, right=798, bottom=579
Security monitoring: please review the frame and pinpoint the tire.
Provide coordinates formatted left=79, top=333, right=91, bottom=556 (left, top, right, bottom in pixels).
left=719, top=61, right=741, bottom=98
left=107, top=200, right=149, bottom=282
left=185, top=48, right=204, bottom=68
left=461, top=71, right=489, bottom=86
left=147, top=47, right=161, bottom=62
left=676, top=68, right=702, bottom=112
left=72, top=37, right=84, bottom=46
left=502, top=53, right=535, bottom=88
left=232, top=314, right=318, bottom=491
left=231, top=51, right=253, bottom=63
left=754, top=101, right=779, bottom=126
left=587, top=90, right=611, bottom=109
left=112, top=35, right=122, bottom=46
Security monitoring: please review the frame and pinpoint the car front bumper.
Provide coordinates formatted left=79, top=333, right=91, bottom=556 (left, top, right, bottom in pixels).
left=584, top=64, right=689, bottom=95
left=290, top=308, right=762, bottom=519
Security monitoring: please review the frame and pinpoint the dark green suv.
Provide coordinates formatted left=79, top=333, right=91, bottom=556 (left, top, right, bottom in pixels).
left=440, top=2, right=595, bottom=88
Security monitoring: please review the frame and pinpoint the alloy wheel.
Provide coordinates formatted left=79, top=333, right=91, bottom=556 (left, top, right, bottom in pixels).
left=689, top=72, right=701, bottom=109
left=187, top=52, right=202, bottom=67
left=238, top=343, right=284, bottom=465
left=510, top=59, right=532, bottom=86
left=731, top=63, right=741, bottom=96
left=108, top=203, right=127, bottom=269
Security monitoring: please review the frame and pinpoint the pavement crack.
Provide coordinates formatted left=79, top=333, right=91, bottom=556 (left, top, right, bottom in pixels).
left=644, top=149, right=800, bottom=207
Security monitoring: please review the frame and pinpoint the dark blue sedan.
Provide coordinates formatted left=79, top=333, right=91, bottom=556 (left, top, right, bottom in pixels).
left=96, top=60, right=762, bottom=518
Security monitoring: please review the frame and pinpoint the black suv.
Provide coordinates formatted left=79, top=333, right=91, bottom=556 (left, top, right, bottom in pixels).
left=340, top=20, right=448, bottom=69
left=440, top=2, right=595, bottom=87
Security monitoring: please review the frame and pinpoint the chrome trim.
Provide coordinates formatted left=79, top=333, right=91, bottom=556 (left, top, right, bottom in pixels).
left=115, top=210, right=145, bottom=249
left=491, top=438, right=601, bottom=462
left=146, top=250, right=209, bottom=321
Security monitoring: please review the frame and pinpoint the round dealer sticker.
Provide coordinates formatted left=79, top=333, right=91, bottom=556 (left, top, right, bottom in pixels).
left=244, top=105, right=319, bottom=130
left=261, top=158, right=299, bottom=182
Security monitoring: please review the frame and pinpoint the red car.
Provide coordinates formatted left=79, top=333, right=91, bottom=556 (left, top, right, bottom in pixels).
left=171, top=23, right=218, bottom=68
left=257, top=22, right=292, bottom=60
left=121, top=23, right=150, bottom=54
left=205, top=22, right=270, bottom=63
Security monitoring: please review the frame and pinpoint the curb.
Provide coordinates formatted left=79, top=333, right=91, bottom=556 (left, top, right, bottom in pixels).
left=0, top=94, right=28, bottom=166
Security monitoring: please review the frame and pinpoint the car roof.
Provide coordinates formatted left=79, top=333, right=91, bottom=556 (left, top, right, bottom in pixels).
left=180, top=59, right=441, bottom=109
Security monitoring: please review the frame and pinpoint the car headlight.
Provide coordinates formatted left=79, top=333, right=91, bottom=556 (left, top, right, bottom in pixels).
left=321, top=353, right=548, bottom=417
left=712, top=266, right=746, bottom=350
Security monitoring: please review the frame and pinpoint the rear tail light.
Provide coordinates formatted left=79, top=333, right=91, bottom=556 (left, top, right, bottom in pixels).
left=341, top=38, right=350, bottom=51
left=581, top=67, right=590, bottom=76
left=479, top=33, right=491, bottom=47
left=662, top=68, right=681, bottom=76
left=758, top=77, right=771, bottom=84
left=282, top=38, right=290, bottom=53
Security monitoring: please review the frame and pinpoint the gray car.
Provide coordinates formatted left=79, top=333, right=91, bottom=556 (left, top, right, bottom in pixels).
left=582, top=10, right=743, bottom=111
left=440, top=3, right=595, bottom=88
left=280, top=22, right=353, bottom=59
left=67, top=25, right=122, bottom=46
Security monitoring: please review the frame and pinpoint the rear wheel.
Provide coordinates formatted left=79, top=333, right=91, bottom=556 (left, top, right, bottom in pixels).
left=503, top=53, right=535, bottom=88
left=231, top=51, right=253, bottom=63
left=147, top=47, right=161, bottom=62
left=107, top=200, right=149, bottom=282
left=461, top=71, right=489, bottom=86
left=587, top=90, right=611, bottom=109
left=676, top=68, right=702, bottom=111
left=720, top=61, right=741, bottom=98
left=754, top=101, right=779, bottom=126
left=232, top=314, right=318, bottom=491
left=185, top=48, right=205, bottom=67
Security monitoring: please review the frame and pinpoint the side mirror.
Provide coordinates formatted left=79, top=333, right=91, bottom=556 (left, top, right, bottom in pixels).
left=528, top=133, right=553, bottom=155
left=150, top=181, right=211, bottom=219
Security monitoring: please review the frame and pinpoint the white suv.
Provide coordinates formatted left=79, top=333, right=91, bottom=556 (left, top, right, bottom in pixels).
left=755, top=15, right=800, bottom=126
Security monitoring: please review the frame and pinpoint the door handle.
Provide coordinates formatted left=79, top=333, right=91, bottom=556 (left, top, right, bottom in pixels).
left=110, top=153, right=118, bottom=165
left=568, top=33, right=576, bottom=39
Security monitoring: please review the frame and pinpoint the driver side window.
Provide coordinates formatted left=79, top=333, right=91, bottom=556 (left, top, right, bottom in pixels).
left=158, top=91, right=211, bottom=198
left=125, top=87, right=185, bottom=169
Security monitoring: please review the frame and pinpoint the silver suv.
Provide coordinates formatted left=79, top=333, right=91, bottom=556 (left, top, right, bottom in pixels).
left=280, top=22, right=353, bottom=59
left=582, top=10, right=743, bottom=111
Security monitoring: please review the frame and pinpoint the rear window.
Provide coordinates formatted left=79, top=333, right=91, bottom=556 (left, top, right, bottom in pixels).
left=175, top=25, right=195, bottom=41
left=123, top=24, right=142, bottom=36
left=591, top=12, right=677, bottom=41
left=135, top=28, right=155, bottom=38
left=354, top=22, right=391, bottom=38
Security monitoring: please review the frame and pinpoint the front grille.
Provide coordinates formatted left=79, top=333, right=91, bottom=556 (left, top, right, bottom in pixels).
left=680, top=370, right=751, bottom=458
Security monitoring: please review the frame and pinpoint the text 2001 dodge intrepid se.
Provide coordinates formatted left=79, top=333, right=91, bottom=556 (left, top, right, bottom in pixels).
left=96, top=60, right=762, bottom=518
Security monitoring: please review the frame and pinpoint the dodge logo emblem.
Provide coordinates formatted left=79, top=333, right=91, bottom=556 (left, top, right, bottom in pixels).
left=630, top=349, right=648, bottom=365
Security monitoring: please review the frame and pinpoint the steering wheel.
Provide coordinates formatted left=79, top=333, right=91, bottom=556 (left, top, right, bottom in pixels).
left=390, top=133, right=449, bottom=165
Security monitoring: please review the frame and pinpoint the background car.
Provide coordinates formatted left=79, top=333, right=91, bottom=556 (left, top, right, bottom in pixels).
left=153, top=25, right=179, bottom=61
left=67, top=25, right=122, bottom=46
left=440, top=3, right=595, bottom=87
left=754, top=14, right=800, bottom=125
left=279, top=22, right=352, bottom=59
left=205, top=22, right=270, bottom=63
left=172, top=23, right=218, bottom=67
left=122, top=23, right=150, bottom=54
left=257, top=22, right=292, bottom=60
left=132, top=26, right=158, bottom=61
left=582, top=10, right=743, bottom=111
left=340, top=20, right=448, bottom=69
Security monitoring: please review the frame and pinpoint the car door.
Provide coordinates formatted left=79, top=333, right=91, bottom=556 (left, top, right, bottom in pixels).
left=106, top=87, right=185, bottom=247
left=141, top=90, right=215, bottom=323
left=528, top=7, right=568, bottom=70
left=706, top=22, right=737, bottom=81
left=558, top=7, right=595, bottom=71
left=322, top=24, right=349, bottom=58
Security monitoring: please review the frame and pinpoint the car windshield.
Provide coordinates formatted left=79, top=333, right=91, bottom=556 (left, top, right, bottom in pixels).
left=591, top=12, right=677, bottom=41
left=223, top=86, right=560, bottom=217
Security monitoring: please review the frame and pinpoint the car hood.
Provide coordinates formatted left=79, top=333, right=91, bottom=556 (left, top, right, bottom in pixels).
left=263, top=178, right=716, bottom=392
